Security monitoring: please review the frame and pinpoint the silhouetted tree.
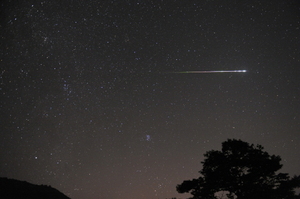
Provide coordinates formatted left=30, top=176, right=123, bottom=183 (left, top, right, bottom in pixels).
left=176, top=139, right=300, bottom=199
left=292, top=193, right=300, bottom=199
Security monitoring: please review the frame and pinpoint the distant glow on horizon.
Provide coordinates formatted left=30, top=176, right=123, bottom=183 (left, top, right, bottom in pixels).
left=175, top=70, right=247, bottom=73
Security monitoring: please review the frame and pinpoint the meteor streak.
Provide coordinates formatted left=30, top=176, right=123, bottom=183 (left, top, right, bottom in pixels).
left=175, top=70, right=247, bottom=73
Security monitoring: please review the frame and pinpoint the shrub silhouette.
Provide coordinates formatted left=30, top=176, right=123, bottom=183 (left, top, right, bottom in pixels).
left=177, top=139, right=300, bottom=199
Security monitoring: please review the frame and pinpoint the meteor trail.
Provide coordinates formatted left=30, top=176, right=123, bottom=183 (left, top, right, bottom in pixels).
left=175, top=70, right=247, bottom=73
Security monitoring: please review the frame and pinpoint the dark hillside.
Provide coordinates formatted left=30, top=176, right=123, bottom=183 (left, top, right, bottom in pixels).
left=0, top=177, right=70, bottom=199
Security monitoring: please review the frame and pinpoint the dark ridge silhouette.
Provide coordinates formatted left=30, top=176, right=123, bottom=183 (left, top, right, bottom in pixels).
left=0, top=177, right=71, bottom=199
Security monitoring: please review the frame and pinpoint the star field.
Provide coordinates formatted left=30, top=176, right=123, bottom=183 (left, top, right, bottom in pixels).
left=1, top=1, right=300, bottom=199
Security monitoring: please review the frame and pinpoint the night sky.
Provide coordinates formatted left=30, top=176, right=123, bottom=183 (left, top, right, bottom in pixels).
left=1, top=1, right=300, bottom=199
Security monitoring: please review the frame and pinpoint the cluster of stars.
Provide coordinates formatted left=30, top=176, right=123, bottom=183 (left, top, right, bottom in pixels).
left=1, top=1, right=299, bottom=199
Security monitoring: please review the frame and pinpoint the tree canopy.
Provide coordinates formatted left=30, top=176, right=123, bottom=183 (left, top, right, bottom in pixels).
left=176, top=139, right=300, bottom=199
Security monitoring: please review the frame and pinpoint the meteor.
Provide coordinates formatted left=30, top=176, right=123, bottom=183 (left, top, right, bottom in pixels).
left=175, top=70, right=247, bottom=73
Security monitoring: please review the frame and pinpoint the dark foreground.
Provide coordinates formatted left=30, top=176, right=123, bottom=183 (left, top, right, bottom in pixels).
left=0, top=177, right=70, bottom=199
